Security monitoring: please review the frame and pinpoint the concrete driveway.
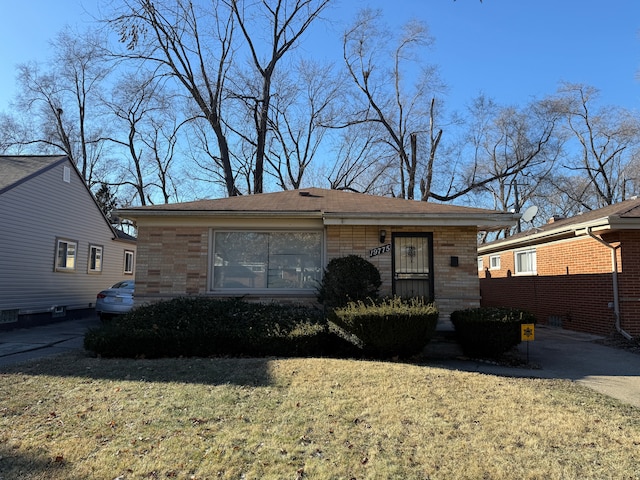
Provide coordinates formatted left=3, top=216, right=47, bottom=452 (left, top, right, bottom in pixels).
left=1, top=318, right=639, bottom=408
left=432, top=325, right=640, bottom=408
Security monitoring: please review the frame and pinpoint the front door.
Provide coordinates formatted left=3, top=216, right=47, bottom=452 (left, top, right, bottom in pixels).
left=392, top=233, right=434, bottom=300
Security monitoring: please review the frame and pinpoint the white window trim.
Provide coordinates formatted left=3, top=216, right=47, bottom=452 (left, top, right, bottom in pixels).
left=477, top=257, right=484, bottom=271
left=55, top=238, right=77, bottom=272
left=88, top=244, right=103, bottom=273
left=124, top=250, right=135, bottom=275
left=489, top=254, right=501, bottom=270
left=209, top=229, right=323, bottom=294
left=514, top=248, right=537, bottom=275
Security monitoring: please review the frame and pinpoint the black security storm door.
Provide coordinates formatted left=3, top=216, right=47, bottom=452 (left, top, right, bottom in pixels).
left=392, top=233, right=434, bottom=300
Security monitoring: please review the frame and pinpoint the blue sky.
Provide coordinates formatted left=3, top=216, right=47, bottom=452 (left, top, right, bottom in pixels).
left=1, top=0, right=640, bottom=114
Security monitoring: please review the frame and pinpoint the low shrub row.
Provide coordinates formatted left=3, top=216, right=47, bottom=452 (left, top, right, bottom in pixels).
left=450, top=306, right=536, bottom=358
left=330, top=297, right=439, bottom=358
left=84, top=296, right=440, bottom=360
left=85, top=297, right=358, bottom=359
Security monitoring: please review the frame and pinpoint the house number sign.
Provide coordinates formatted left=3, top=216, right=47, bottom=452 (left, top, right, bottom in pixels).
left=369, top=244, right=391, bottom=257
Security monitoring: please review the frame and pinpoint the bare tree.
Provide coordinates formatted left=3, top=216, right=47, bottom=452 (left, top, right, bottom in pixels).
left=103, top=72, right=186, bottom=205
left=340, top=10, right=443, bottom=199
left=266, top=60, right=342, bottom=189
left=554, top=82, right=640, bottom=208
left=226, top=0, right=332, bottom=193
left=111, top=0, right=238, bottom=196
left=11, top=28, right=112, bottom=186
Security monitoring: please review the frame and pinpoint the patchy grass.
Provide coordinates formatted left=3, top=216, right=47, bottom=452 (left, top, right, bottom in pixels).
left=1, top=353, right=639, bottom=479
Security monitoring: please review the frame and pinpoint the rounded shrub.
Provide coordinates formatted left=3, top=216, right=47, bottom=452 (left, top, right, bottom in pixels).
left=316, top=255, right=382, bottom=309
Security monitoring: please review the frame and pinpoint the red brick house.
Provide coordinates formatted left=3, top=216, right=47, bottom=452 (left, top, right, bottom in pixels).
left=478, top=198, right=640, bottom=338
left=117, top=188, right=516, bottom=324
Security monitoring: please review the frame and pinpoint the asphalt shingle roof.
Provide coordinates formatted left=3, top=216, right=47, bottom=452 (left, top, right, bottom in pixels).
left=118, top=187, right=506, bottom=216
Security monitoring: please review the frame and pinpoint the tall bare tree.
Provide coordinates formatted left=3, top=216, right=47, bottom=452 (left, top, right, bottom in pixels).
left=103, top=72, right=186, bottom=205
left=554, top=82, right=640, bottom=208
left=341, top=10, right=443, bottom=199
left=11, top=28, right=112, bottom=186
left=111, top=0, right=237, bottom=196
left=227, top=0, right=332, bottom=193
left=266, top=60, right=342, bottom=189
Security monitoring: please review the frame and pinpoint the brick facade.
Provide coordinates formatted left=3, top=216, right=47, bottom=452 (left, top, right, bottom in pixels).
left=134, top=223, right=481, bottom=320
left=479, top=232, right=640, bottom=336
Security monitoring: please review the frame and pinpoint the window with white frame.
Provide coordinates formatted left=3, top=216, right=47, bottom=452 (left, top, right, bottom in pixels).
left=212, top=231, right=322, bottom=290
left=88, top=245, right=103, bottom=273
left=515, top=249, right=537, bottom=275
left=55, top=238, right=77, bottom=271
left=489, top=254, right=501, bottom=270
left=477, top=257, right=483, bottom=271
left=124, top=250, right=135, bottom=274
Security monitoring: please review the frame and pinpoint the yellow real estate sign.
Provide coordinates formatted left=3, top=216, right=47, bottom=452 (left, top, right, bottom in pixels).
left=521, top=324, right=535, bottom=341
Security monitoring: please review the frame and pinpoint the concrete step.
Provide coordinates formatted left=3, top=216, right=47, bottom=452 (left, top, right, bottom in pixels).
left=422, top=330, right=464, bottom=359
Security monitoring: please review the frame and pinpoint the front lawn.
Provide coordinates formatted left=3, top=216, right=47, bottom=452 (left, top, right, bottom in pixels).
left=1, top=353, right=639, bottom=479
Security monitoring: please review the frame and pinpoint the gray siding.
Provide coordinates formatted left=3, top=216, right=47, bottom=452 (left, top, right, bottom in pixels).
left=0, top=159, right=136, bottom=313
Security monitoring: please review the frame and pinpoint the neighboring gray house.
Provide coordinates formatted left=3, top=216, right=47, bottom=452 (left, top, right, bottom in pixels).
left=0, top=155, right=137, bottom=329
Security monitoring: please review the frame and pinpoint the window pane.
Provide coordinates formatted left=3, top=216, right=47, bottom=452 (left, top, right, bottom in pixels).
left=516, top=250, right=535, bottom=273
left=57, top=242, right=67, bottom=268
left=213, top=231, right=321, bottom=290
left=124, top=251, right=134, bottom=273
left=56, top=240, right=76, bottom=270
left=214, top=232, right=268, bottom=288
left=267, top=232, right=322, bottom=289
left=90, top=246, right=102, bottom=271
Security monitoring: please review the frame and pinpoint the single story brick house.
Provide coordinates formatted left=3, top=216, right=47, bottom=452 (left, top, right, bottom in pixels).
left=478, top=198, right=640, bottom=338
left=117, top=188, right=516, bottom=323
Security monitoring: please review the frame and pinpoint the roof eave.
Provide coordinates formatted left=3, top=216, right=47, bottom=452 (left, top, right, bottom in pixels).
left=478, top=214, right=640, bottom=254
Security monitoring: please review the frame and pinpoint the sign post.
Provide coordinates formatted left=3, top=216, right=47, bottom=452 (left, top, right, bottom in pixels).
left=521, top=323, right=535, bottom=363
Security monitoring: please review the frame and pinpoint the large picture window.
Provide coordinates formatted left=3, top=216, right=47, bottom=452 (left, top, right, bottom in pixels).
left=55, top=238, right=77, bottom=271
left=212, top=231, right=322, bottom=290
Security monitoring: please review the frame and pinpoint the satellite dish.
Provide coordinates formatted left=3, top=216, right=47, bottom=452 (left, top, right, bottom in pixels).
left=521, top=205, right=539, bottom=223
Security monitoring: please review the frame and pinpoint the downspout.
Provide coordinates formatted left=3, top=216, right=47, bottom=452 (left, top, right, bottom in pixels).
left=586, top=227, right=633, bottom=340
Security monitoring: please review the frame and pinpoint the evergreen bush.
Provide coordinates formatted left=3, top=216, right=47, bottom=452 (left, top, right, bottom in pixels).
left=84, top=297, right=358, bottom=358
left=329, top=297, right=439, bottom=359
left=450, top=307, right=536, bottom=358
left=316, top=255, right=382, bottom=308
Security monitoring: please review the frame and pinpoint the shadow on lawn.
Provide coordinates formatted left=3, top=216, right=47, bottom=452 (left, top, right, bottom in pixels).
left=2, top=351, right=275, bottom=387
left=0, top=445, right=82, bottom=480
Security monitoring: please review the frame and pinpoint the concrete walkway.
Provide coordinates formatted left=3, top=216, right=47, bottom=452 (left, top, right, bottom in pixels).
left=1, top=318, right=639, bottom=408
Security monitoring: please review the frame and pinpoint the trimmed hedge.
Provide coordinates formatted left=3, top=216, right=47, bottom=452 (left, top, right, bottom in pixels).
left=329, top=297, right=439, bottom=359
left=84, top=297, right=358, bottom=359
left=450, top=307, right=536, bottom=358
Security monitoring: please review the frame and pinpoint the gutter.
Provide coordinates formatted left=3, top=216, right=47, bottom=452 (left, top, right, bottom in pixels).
left=586, top=227, right=633, bottom=340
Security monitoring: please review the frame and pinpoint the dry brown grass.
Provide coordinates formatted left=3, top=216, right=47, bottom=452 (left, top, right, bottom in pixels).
left=1, top=353, right=639, bottom=479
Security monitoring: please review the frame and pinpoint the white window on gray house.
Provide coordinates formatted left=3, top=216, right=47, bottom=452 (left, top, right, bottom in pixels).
left=489, top=254, right=501, bottom=270
left=55, top=238, right=77, bottom=271
left=124, top=250, right=135, bottom=274
left=515, top=249, right=537, bottom=275
left=88, top=245, right=103, bottom=273
left=212, top=231, right=322, bottom=290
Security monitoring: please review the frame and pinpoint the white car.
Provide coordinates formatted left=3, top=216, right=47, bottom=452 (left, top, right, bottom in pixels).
left=95, top=280, right=135, bottom=321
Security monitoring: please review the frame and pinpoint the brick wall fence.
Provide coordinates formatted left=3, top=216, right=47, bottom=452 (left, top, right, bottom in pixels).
left=479, top=233, right=640, bottom=337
